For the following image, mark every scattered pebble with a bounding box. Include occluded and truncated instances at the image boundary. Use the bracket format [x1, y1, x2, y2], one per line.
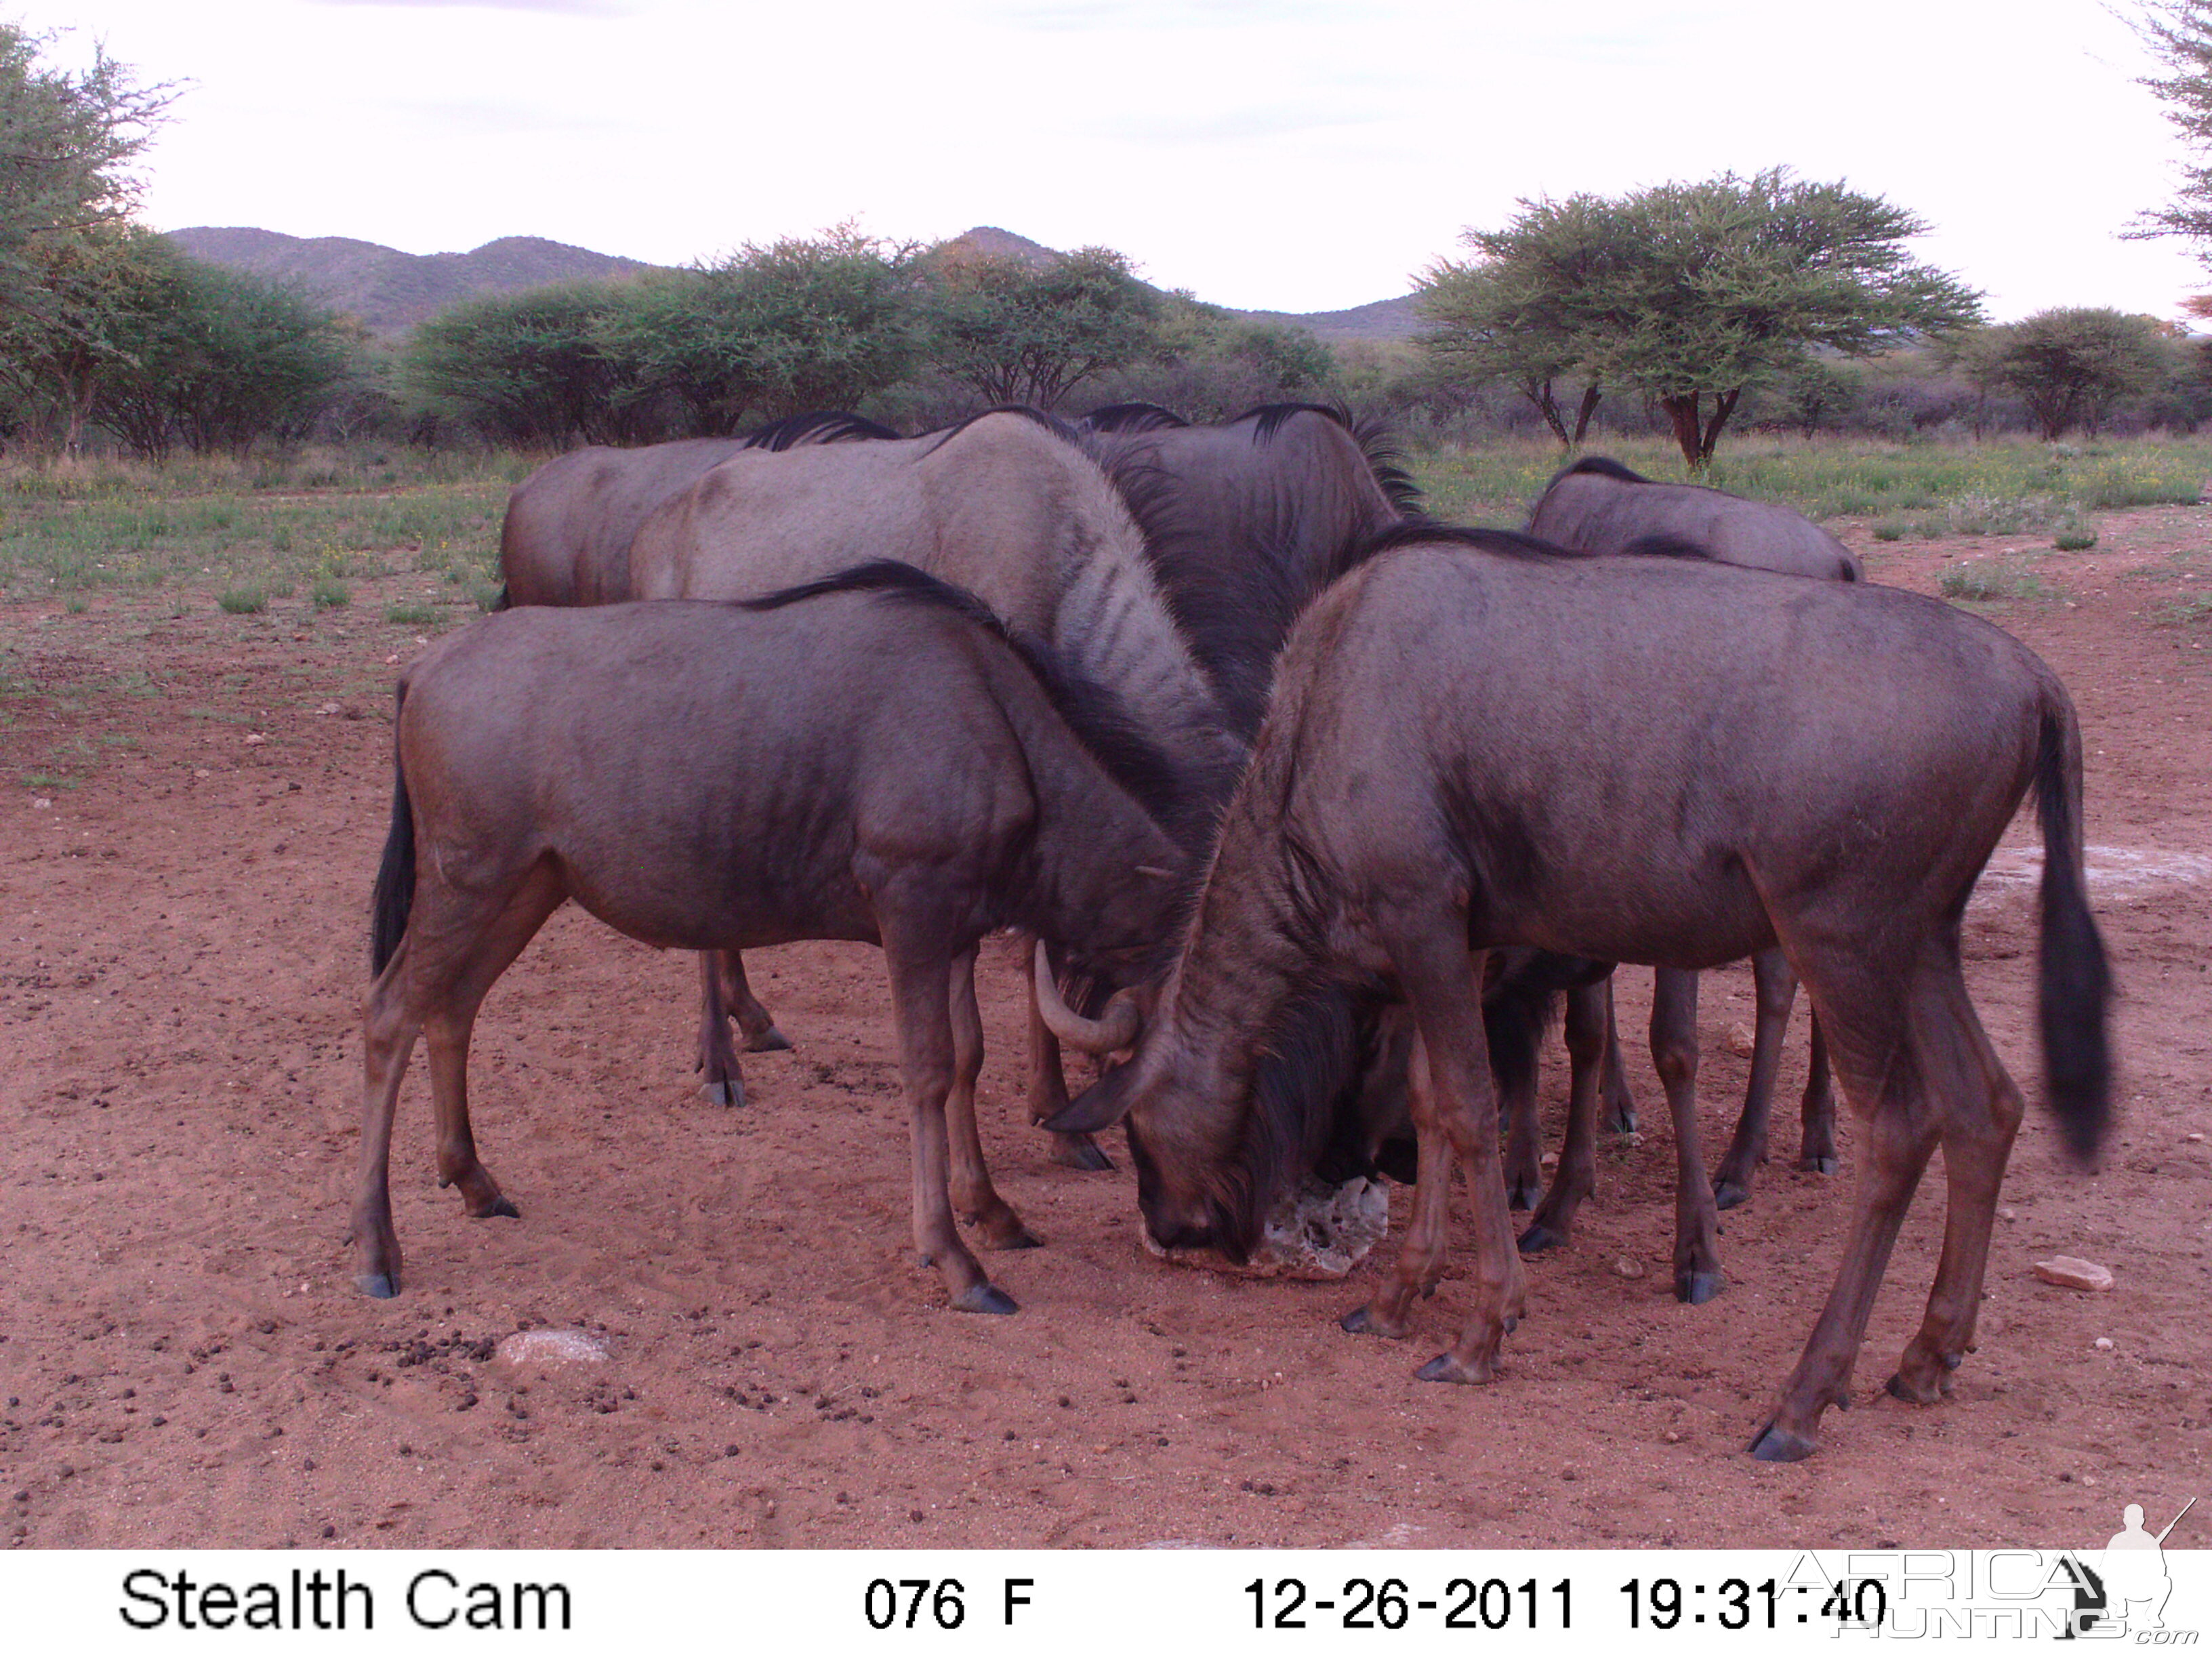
[493, 1329, 609, 1368]
[1662, 1430, 1681, 1443]
[1612, 1256, 1647, 1279]
[243, 733, 266, 746]
[2189, 1133, 2205, 1144]
[1724, 1022, 1757, 1057]
[315, 703, 340, 716]
[2034, 1256, 2114, 1292]
[30, 798, 51, 810]
[2093, 1337, 2115, 1351]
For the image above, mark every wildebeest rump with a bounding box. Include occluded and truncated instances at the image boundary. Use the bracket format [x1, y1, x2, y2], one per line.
[1527, 454, 1862, 581]
[627, 407, 1244, 1149]
[497, 412, 901, 609]
[1046, 525, 2110, 1461]
[352, 565, 1188, 1315]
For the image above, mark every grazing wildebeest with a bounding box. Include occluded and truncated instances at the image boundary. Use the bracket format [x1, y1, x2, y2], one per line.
[1044, 525, 2110, 1461]
[495, 412, 901, 1057]
[352, 565, 1188, 1313]
[628, 407, 1245, 1158]
[1023, 401, 1421, 1160]
[1509, 455, 1864, 1282]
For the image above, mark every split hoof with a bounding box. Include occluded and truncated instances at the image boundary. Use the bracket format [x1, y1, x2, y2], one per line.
[475, 1195, 521, 1221]
[1048, 1132, 1114, 1172]
[952, 1283, 1019, 1315]
[1503, 1179, 1540, 1212]
[1675, 1269, 1725, 1305]
[355, 1271, 399, 1300]
[1713, 1176, 1752, 1212]
[1885, 1368, 1952, 1405]
[1517, 1221, 1566, 1255]
[1799, 1153, 1838, 1176]
[701, 1079, 745, 1109]
[1416, 1351, 1494, 1385]
[1747, 1421, 1819, 1462]
[976, 1219, 1044, 1251]
[744, 1025, 794, 1054]
[1339, 1303, 1401, 1337]
[1603, 1105, 1639, 1135]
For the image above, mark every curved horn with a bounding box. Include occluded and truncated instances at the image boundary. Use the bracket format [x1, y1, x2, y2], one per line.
[1032, 940, 1143, 1054]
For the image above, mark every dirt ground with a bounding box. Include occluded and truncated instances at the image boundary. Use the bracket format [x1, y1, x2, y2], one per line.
[2, 510, 2206, 1552]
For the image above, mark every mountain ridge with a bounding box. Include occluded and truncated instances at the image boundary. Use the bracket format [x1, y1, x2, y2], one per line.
[164, 224, 1420, 343]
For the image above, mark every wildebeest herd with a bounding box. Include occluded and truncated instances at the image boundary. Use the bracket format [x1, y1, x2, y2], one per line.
[350, 405, 2110, 1464]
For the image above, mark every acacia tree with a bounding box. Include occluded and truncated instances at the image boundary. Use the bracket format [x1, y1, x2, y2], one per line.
[0, 26, 172, 326]
[1423, 169, 1982, 468]
[922, 245, 1158, 409]
[2131, 1, 2212, 255]
[598, 225, 921, 431]
[406, 283, 658, 446]
[1949, 308, 2171, 439]
[1416, 193, 1619, 447]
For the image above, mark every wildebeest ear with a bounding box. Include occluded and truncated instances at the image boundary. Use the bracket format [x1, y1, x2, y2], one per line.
[1045, 1064, 1136, 1135]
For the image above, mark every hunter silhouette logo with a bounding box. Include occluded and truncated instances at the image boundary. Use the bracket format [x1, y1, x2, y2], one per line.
[2100, 1498, 2196, 1635]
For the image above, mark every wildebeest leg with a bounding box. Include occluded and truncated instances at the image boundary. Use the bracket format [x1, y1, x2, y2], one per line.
[1351, 928, 1524, 1385]
[1750, 958, 1930, 1462]
[1520, 979, 1605, 1253]
[695, 954, 745, 1109]
[944, 949, 1040, 1251]
[1494, 993, 1546, 1212]
[698, 952, 792, 1107]
[1600, 975, 1637, 1132]
[1025, 950, 1113, 1172]
[350, 861, 562, 1299]
[1799, 1012, 1839, 1174]
[1652, 968, 1724, 1304]
[1342, 1033, 1450, 1338]
[423, 868, 565, 1223]
[879, 913, 1015, 1315]
[1713, 948, 1797, 1210]
[1887, 954, 2023, 1406]
[722, 952, 792, 1052]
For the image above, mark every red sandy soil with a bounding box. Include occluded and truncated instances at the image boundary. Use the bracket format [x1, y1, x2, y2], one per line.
[2, 512, 2206, 1551]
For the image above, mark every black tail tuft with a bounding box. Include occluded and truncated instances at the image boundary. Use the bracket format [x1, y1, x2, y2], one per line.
[2034, 708, 2111, 1161]
[490, 582, 512, 612]
[369, 693, 417, 977]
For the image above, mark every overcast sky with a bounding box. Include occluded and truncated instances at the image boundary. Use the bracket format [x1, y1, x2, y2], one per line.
[35, 0, 2212, 321]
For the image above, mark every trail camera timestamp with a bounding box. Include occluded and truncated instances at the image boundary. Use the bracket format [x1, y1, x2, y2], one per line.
[1246, 1576, 1572, 1631]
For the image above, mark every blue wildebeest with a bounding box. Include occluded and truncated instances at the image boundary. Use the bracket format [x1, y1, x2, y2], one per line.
[352, 565, 1188, 1314]
[1043, 524, 2110, 1461]
[626, 407, 1244, 1166]
[495, 411, 901, 1052]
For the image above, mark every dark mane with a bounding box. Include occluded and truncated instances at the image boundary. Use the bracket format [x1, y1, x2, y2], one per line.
[1079, 402, 1189, 434]
[924, 404, 1083, 455]
[1357, 522, 1595, 564]
[1234, 401, 1423, 520]
[1547, 453, 1652, 488]
[740, 411, 901, 451]
[739, 561, 1187, 838]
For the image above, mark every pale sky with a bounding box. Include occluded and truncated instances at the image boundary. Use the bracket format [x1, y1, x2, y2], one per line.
[33, 0, 2212, 322]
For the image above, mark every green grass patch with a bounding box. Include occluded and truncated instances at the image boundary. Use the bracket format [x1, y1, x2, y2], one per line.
[1937, 563, 2060, 603]
[217, 587, 266, 615]
[2055, 529, 2097, 552]
[384, 603, 438, 626]
[310, 577, 350, 609]
[1409, 434, 2211, 531]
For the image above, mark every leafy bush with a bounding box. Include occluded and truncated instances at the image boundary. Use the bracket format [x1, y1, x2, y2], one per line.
[217, 586, 264, 613]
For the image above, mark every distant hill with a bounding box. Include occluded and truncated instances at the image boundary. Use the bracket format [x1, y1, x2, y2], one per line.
[1233, 294, 1424, 345]
[166, 224, 1416, 344]
[164, 228, 659, 333]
